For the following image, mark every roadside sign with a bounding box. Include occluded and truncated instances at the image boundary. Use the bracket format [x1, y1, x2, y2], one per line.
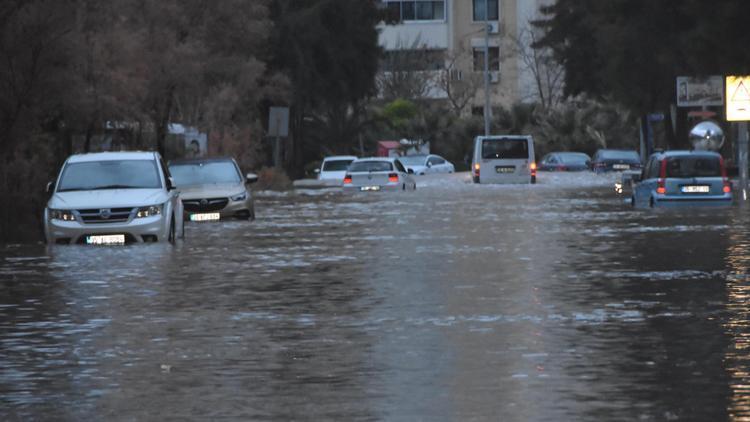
[676, 76, 724, 107]
[727, 76, 750, 121]
[268, 107, 289, 137]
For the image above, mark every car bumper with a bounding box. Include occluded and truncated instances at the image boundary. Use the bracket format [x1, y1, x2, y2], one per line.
[654, 195, 733, 207]
[45, 215, 169, 244]
[183, 199, 254, 221]
[342, 184, 402, 192]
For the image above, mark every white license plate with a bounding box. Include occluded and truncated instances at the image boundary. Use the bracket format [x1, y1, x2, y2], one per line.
[496, 166, 515, 173]
[360, 186, 381, 192]
[86, 234, 125, 245]
[613, 164, 630, 170]
[681, 185, 710, 193]
[190, 213, 221, 221]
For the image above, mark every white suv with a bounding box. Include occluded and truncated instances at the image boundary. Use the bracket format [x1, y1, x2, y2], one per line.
[44, 151, 184, 245]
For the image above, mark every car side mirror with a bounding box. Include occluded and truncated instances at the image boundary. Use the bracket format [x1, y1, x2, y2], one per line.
[314, 168, 320, 174]
[426, 162, 432, 168]
[246, 173, 259, 184]
[408, 168, 414, 174]
[46, 181, 55, 193]
[167, 176, 176, 191]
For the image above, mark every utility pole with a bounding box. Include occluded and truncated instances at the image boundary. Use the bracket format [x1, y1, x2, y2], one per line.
[483, 1, 491, 137]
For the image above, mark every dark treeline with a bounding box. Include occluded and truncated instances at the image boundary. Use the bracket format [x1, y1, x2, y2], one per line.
[535, 0, 750, 147]
[0, 0, 381, 241]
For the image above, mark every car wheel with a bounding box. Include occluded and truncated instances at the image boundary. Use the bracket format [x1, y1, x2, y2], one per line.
[473, 176, 480, 184]
[168, 216, 176, 244]
[249, 206, 256, 221]
[531, 175, 536, 184]
[402, 183, 406, 191]
[649, 197, 655, 208]
[631, 196, 636, 207]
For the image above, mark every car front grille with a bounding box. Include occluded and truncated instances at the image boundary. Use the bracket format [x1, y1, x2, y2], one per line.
[77, 207, 135, 224]
[182, 198, 228, 212]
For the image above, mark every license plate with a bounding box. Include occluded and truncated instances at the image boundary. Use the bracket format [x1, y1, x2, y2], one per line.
[190, 213, 221, 221]
[613, 164, 630, 170]
[360, 186, 381, 191]
[496, 166, 515, 174]
[86, 234, 125, 245]
[681, 185, 710, 193]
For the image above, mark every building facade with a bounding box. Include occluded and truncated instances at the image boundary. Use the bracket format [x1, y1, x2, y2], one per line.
[378, 0, 556, 115]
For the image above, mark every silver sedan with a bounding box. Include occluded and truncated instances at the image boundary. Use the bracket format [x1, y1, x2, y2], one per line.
[342, 157, 416, 192]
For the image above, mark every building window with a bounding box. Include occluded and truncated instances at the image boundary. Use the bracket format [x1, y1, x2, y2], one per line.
[385, 1, 446, 22]
[473, 0, 499, 21]
[473, 47, 500, 71]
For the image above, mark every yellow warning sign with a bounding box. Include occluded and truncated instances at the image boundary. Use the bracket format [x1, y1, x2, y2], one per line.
[727, 76, 750, 121]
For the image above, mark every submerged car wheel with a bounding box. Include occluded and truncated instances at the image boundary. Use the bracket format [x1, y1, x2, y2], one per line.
[473, 176, 480, 184]
[168, 216, 176, 244]
[649, 197, 655, 208]
[531, 175, 536, 184]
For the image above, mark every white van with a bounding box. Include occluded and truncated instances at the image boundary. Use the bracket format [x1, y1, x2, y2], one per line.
[471, 135, 536, 184]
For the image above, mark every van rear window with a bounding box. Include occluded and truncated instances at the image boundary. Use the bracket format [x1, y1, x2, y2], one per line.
[665, 156, 721, 178]
[482, 139, 529, 159]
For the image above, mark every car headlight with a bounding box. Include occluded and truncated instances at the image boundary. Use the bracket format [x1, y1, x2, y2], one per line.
[136, 205, 162, 218]
[49, 209, 75, 221]
[231, 192, 247, 202]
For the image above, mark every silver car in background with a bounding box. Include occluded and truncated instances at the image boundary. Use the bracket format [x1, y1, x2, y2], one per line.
[342, 157, 416, 192]
[399, 154, 455, 175]
[44, 151, 184, 245]
[169, 157, 258, 221]
[316, 155, 357, 185]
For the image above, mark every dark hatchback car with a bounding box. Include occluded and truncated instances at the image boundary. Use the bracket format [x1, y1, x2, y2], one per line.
[590, 149, 642, 173]
[538, 152, 591, 171]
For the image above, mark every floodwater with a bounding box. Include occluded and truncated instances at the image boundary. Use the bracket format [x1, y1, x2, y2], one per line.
[3, 172, 750, 421]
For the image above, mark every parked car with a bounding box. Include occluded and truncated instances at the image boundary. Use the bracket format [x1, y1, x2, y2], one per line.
[631, 150, 732, 208]
[471, 135, 536, 184]
[342, 157, 416, 192]
[398, 154, 455, 175]
[538, 152, 591, 171]
[44, 151, 184, 245]
[615, 169, 642, 194]
[590, 149, 641, 173]
[316, 155, 357, 184]
[169, 157, 258, 221]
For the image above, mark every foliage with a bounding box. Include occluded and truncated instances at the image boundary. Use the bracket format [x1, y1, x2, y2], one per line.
[382, 99, 419, 129]
[254, 167, 292, 191]
[535, 0, 750, 116]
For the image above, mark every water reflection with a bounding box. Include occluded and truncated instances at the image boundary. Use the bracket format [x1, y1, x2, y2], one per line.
[1, 173, 750, 420]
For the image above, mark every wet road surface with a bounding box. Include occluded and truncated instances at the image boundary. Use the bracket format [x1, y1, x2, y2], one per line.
[2, 172, 750, 420]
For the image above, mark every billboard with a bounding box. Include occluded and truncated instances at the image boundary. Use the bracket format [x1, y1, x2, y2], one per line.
[676, 76, 724, 107]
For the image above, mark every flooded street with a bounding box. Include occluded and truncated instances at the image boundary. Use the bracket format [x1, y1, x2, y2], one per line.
[3, 172, 750, 420]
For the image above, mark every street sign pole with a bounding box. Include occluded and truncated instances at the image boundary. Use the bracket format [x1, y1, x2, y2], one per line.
[274, 117, 281, 168]
[740, 122, 748, 202]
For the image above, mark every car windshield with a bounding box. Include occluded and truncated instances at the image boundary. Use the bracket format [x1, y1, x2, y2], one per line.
[322, 159, 353, 171]
[169, 161, 241, 186]
[399, 155, 427, 165]
[482, 139, 528, 159]
[348, 161, 393, 172]
[559, 153, 590, 164]
[665, 156, 721, 178]
[600, 150, 640, 161]
[57, 160, 161, 192]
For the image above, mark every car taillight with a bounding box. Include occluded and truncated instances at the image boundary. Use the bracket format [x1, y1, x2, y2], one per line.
[656, 159, 666, 194]
[721, 157, 731, 193]
[343, 175, 352, 184]
[530, 162, 537, 176]
[388, 173, 399, 183]
[474, 163, 480, 176]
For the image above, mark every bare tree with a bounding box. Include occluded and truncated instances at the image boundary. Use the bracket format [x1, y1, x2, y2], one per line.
[509, 26, 564, 109]
[377, 38, 438, 101]
[438, 48, 484, 116]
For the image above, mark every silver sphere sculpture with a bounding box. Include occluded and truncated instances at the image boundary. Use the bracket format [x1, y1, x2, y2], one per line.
[689, 121, 725, 151]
